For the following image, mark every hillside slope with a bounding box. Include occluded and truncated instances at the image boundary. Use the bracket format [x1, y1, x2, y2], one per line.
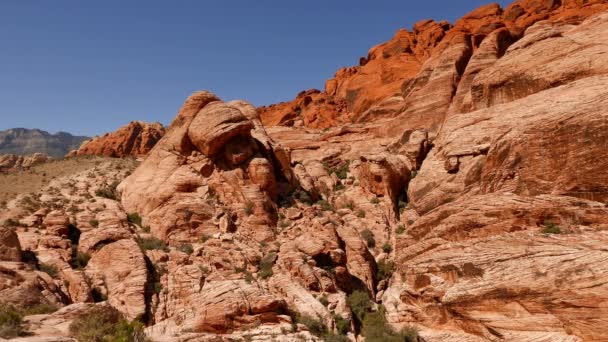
[0, 128, 88, 158]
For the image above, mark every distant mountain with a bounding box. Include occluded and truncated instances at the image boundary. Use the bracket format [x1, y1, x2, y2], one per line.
[0, 128, 89, 158]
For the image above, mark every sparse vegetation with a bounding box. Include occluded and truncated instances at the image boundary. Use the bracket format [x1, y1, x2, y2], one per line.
[69, 249, 91, 270]
[0, 303, 23, 339]
[371, 196, 380, 204]
[395, 225, 405, 235]
[178, 243, 194, 255]
[377, 260, 395, 281]
[89, 219, 99, 228]
[138, 237, 169, 252]
[318, 294, 329, 307]
[333, 183, 345, 191]
[357, 210, 366, 218]
[200, 234, 212, 243]
[258, 252, 276, 279]
[38, 263, 59, 278]
[316, 199, 333, 212]
[382, 243, 392, 254]
[361, 229, 375, 248]
[95, 180, 120, 200]
[127, 213, 142, 226]
[69, 305, 150, 342]
[542, 221, 561, 234]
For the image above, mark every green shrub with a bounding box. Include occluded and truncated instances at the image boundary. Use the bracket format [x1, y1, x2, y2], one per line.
[316, 200, 333, 212]
[542, 221, 561, 234]
[89, 219, 99, 228]
[377, 260, 395, 281]
[38, 263, 59, 278]
[95, 181, 119, 200]
[382, 243, 392, 254]
[20, 303, 58, 316]
[138, 237, 169, 252]
[0, 303, 23, 338]
[127, 213, 142, 226]
[395, 225, 405, 235]
[244, 271, 253, 284]
[318, 295, 329, 307]
[296, 314, 327, 337]
[364, 316, 418, 342]
[200, 234, 212, 243]
[361, 229, 375, 248]
[398, 200, 408, 213]
[3, 218, 21, 227]
[357, 210, 366, 218]
[69, 306, 150, 342]
[333, 313, 350, 335]
[333, 183, 345, 191]
[178, 243, 194, 255]
[346, 290, 371, 322]
[371, 197, 380, 204]
[258, 253, 276, 279]
[70, 250, 91, 270]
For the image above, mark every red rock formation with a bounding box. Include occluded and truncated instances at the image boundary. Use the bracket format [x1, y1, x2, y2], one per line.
[260, 0, 608, 130]
[70, 121, 165, 158]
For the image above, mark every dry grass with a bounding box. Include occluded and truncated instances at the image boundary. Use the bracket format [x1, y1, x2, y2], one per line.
[0, 156, 136, 204]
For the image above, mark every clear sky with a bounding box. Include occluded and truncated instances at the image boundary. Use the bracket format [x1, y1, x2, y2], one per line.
[0, 0, 511, 136]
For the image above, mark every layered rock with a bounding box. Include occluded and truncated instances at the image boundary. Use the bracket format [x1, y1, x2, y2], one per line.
[0, 153, 52, 172]
[259, 0, 608, 131]
[70, 121, 165, 158]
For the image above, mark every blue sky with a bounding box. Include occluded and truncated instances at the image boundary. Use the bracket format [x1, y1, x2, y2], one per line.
[0, 0, 511, 136]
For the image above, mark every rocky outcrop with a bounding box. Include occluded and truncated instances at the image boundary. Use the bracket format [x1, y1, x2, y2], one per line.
[70, 121, 165, 158]
[260, 0, 608, 131]
[0, 153, 52, 172]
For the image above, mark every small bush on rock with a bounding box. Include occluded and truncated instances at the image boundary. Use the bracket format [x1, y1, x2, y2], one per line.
[69, 306, 150, 342]
[361, 229, 375, 248]
[138, 237, 169, 252]
[127, 213, 142, 226]
[0, 303, 23, 339]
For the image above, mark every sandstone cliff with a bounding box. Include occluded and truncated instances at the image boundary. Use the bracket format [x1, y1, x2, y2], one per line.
[69, 121, 166, 158]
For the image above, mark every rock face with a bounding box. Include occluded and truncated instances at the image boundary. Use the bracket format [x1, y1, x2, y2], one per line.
[70, 121, 165, 158]
[0, 128, 88, 158]
[0, 153, 51, 172]
[259, 0, 608, 132]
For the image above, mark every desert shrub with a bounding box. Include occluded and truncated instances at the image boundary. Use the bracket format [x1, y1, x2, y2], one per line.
[316, 200, 333, 212]
[382, 243, 392, 254]
[333, 313, 350, 335]
[0, 303, 23, 338]
[395, 225, 405, 235]
[127, 213, 142, 226]
[295, 314, 327, 337]
[20, 303, 58, 316]
[138, 237, 169, 252]
[361, 229, 375, 248]
[291, 189, 312, 205]
[362, 310, 418, 342]
[258, 253, 276, 279]
[244, 201, 254, 216]
[178, 243, 194, 255]
[95, 181, 119, 200]
[244, 271, 253, 284]
[199, 234, 212, 243]
[318, 295, 329, 307]
[357, 210, 366, 218]
[38, 263, 58, 278]
[70, 250, 91, 270]
[346, 290, 371, 322]
[542, 221, 561, 234]
[371, 197, 380, 204]
[89, 219, 99, 228]
[69, 305, 149, 342]
[3, 218, 22, 227]
[377, 260, 395, 281]
[333, 183, 345, 191]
